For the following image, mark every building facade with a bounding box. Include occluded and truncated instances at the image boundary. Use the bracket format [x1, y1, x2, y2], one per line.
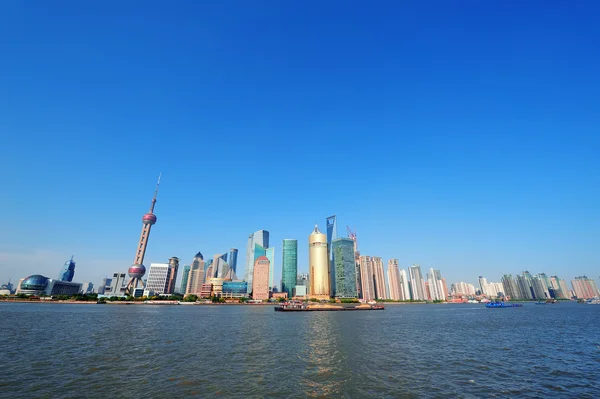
[281, 239, 298, 299]
[244, 230, 269, 294]
[359, 256, 375, 301]
[309, 225, 330, 299]
[331, 238, 358, 298]
[408, 265, 426, 301]
[186, 252, 205, 295]
[372, 257, 387, 300]
[252, 256, 270, 300]
[58, 256, 76, 282]
[387, 259, 401, 300]
[229, 248, 238, 274]
[179, 265, 191, 294]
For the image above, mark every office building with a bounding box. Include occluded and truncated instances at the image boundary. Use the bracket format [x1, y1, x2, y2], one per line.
[144, 260, 179, 296]
[229, 248, 238, 274]
[254, 244, 275, 291]
[281, 239, 298, 299]
[252, 256, 270, 300]
[244, 230, 269, 294]
[80, 282, 94, 294]
[309, 225, 330, 299]
[165, 257, 179, 294]
[293, 285, 307, 297]
[221, 281, 248, 298]
[331, 238, 358, 298]
[58, 256, 76, 282]
[326, 215, 337, 294]
[185, 252, 205, 295]
[103, 273, 127, 297]
[179, 265, 191, 294]
[213, 253, 230, 279]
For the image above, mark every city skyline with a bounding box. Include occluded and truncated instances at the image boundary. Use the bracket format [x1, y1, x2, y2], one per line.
[1, 2, 600, 288]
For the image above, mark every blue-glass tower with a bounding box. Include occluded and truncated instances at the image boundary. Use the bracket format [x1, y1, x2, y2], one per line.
[331, 238, 358, 298]
[58, 256, 76, 282]
[229, 248, 238, 274]
[281, 239, 298, 298]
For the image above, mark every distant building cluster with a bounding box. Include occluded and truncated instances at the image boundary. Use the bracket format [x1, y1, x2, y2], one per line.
[5, 178, 599, 303]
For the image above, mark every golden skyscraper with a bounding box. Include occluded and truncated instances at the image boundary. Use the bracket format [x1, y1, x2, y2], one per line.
[309, 225, 330, 299]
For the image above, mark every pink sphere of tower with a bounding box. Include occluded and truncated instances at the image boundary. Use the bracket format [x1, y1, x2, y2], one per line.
[128, 264, 146, 279]
[142, 213, 157, 225]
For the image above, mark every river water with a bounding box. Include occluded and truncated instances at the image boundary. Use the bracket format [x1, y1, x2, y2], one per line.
[1, 301, 599, 398]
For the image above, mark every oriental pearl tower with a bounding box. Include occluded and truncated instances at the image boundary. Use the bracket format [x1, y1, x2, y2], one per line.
[125, 174, 161, 295]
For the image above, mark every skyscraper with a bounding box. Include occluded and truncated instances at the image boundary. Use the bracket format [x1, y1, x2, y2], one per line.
[186, 252, 205, 295]
[58, 256, 76, 282]
[408, 265, 426, 301]
[245, 230, 269, 294]
[179, 265, 191, 294]
[571, 276, 600, 299]
[387, 259, 401, 300]
[165, 257, 179, 294]
[399, 268, 410, 300]
[126, 174, 161, 294]
[252, 256, 270, 300]
[213, 253, 229, 279]
[144, 263, 169, 296]
[331, 238, 358, 298]
[229, 249, 238, 274]
[427, 268, 446, 301]
[359, 256, 375, 301]
[281, 239, 298, 299]
[372, 257, 387, 300]
[326, 215, 337, 294]
[309, 225, 330, 299]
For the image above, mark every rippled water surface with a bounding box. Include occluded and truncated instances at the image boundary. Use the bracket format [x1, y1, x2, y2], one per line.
[1, 302, 599, 398]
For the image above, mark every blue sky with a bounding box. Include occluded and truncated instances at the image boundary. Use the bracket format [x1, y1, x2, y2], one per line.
[1, 1, 599, 289]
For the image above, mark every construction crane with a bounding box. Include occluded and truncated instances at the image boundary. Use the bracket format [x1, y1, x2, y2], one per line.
[346, 226, 356, 241]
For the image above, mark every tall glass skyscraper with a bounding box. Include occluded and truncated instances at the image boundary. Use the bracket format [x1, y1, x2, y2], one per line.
[245, 230, 269, 294]
[229, 248, 238, 274]
[331, 238, 357, 298]
[326, 216, 337, 294]
[58, 256, 76, 282]
[281, 239, 298, 298]
[179, 264, 191, 294]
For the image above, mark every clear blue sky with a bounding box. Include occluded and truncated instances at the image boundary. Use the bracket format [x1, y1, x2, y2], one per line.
[1, 1, 599, 288]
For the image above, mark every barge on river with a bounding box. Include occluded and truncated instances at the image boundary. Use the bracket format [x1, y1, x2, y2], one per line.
[275, 301, 384, 312]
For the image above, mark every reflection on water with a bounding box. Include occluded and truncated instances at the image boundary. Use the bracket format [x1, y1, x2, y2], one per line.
[0, 302, 599, 398]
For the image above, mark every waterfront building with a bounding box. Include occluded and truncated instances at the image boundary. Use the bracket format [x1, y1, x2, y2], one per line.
[125, 175, 161, 294]
[387, 259, 401, 300]
[531, 276, 550, 299]
[80, 282, 94, 294]
[165, 257, 179, 294]
[398, 269, 410, 300]
[408, 265, 426, 301]
[204, 260, 213, 283]
[186, 252, 205, 295]
[244, 230, 269, 294]
[221, 281, 248, 298]
[331, 238, 358, 298]
[326, 215, 337, 294]
[1, 279, 15, 295]
[479, 276, 504, 298]
[97, 277, 112, 295]
[347, 227, 362, 299]
[229, 248, 238, 275]
[372, 257, 387, 300]
[293, 285, 307, 297]
[213, 253, 230, 279]
[501, 275, 518, 299]
[309, 225, 330, 299]
[58, 256, 76, 282]
[200, 283, 213, 298]
[179, 265, 191, 294]
[450, 282, 476, 297]
[516, 272, 535, 300]
[297, 273, 309, 288]
[16, 275, 82, 296]
[549, 276, 569, 299]
[571, 276, 600, 299]
[281, 239, 298, 299]
[254, 244, 275, 291]
[359, 256, 375, 301]
[104, 273, 127, 296]
[252, 256, 270, 300]
[426, 268, 446, 301]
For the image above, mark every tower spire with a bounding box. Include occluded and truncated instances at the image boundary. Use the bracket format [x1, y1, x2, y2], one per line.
[149, 172, 161, 212]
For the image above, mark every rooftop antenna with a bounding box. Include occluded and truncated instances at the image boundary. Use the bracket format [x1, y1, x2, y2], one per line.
[149, 172, 161, 212]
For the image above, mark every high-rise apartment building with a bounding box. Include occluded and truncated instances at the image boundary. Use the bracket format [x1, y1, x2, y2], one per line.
[501, 274, 520, 299]
[516, 272, 535, 300]
[179, 265, 191, 294]
[571, 276, 600, 299]
[427, 268, 446, 301]
[408, 265, 426, 301]
[450, 282, 476, 296]
[281, 239, 298, 299]
[309, 225, 329, 299]
[252, 256, 270, 300]
[399, 269, 410, 300]
[372, 257, 387, 300]
[58, 256, 76, 282]
[331, 238, 358, 298]
[387, 259, 401, 300]
[245, 230, 269, 294]
[359, 256, 375, 301]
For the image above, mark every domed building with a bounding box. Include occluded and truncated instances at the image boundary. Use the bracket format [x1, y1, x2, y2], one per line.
[16, 274, 82, 296]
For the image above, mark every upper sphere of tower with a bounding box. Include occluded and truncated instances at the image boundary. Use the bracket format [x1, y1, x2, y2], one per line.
[142, 213, 157, 225]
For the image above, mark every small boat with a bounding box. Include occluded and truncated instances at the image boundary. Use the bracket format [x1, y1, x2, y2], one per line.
[485, 301, 523, 308]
